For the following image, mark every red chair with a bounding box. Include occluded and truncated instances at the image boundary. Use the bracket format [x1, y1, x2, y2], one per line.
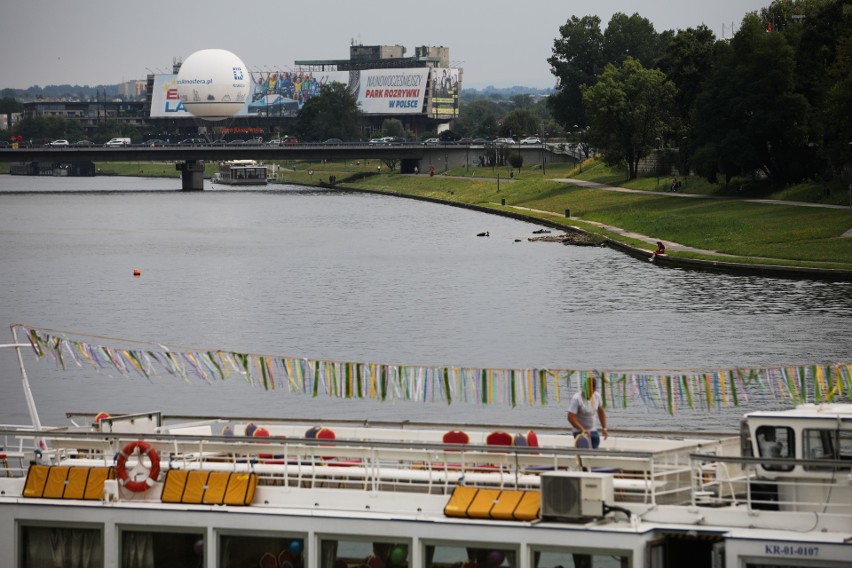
[486, 431, 513, 446]
[526, 430, 539, 448]
[442, 430, 470, 445]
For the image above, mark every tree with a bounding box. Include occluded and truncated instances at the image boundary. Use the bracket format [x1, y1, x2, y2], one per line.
[547, 15, 605, 130]
[602, 12, 666, 69]
[380, 119, 405, 139]
[500, 108, 540, 139]
[582, 58, 675, 180]
[457, 98, 503, 138]
[691, 14, 810, 185]
[656, 26, 717, 130]
[292, 82, 362, 141]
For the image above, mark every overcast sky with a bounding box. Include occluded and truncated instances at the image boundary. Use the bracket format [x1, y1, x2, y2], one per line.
[2, 0, 769, 90]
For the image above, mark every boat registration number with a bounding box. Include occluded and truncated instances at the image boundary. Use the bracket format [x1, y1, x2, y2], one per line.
[764, 544, 820, 557]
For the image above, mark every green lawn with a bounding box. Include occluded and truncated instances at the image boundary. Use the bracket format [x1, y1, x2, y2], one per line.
[4, 157, 851, 269]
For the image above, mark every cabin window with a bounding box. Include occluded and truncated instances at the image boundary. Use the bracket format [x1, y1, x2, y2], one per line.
[424, 544, 517, 568]
[803, 428, 852, 471]
[320, 538, 410, 568]
[120, 528, 203, 568]
[219, 535, 305, 568]
[19, 524, 103, 568]
[530, 546, 629, 568]
[755, 425, 794, 472]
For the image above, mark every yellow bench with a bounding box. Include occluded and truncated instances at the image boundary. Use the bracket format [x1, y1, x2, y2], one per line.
[444, 486, 540, 521]
[161, 469, 257, 505]
[23, 465, 115, 500]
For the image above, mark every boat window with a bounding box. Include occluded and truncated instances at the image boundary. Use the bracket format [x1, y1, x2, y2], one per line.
[219, 535, 305, 568]
[529, 546, 629, 568]
[425, 544, 517, 568]
[120, 529, 203, 568]
[320, 538, 410, 568]
[755, 425, 794, 472]
[803, 428, 852, 472]
[19, 524, 103, 568]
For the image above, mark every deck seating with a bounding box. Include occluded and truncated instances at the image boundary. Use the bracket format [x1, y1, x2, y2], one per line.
[485, 431, 513, 447]
[161, 469, 257, 505]
[443, 486, 540, 521]
[22, 465, 115, 500]
[442, 430, 470, 445]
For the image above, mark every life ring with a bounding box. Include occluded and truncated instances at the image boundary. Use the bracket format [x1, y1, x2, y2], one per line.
[115, 441, 160, 492]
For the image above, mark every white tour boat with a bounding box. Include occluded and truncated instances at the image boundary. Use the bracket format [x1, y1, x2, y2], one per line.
[211, 160, 269, 186]
[1, 328, 850, 568]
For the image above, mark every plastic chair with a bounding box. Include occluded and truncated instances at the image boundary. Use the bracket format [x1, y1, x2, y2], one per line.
[513, 433, 528, 447]
[574, 432, 592, 470]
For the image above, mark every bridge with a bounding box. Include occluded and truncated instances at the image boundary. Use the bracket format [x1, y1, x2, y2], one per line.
[0, 143, 573, 190]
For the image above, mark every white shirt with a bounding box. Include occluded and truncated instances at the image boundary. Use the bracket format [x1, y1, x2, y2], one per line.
[568, 391, 602, 432]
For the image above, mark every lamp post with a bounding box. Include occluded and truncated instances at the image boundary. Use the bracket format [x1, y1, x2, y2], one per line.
[542, 131, 548, 175]
[681, 136, 688, 188]
[655, 136, 662, 188]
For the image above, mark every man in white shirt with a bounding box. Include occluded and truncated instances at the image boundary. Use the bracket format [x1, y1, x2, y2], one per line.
[567, 378, 608, 448]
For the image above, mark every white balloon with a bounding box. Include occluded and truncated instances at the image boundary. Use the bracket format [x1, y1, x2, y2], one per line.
[176, 49, 249, 120]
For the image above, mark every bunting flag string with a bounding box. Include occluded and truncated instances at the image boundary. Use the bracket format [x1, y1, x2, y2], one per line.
[14, 325, 852, 415]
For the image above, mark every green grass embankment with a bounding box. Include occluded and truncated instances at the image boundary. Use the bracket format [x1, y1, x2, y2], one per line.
[8, 158, 850, 270]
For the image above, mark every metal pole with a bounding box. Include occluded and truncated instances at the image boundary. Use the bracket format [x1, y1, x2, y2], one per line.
[9, 325, 44, 434]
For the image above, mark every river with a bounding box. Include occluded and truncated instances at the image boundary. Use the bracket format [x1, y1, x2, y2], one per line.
[1, 175, 850, 431]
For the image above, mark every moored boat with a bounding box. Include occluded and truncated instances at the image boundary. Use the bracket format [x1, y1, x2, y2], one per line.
[212, 160, 268, 186]
[1, 329, 850, 568]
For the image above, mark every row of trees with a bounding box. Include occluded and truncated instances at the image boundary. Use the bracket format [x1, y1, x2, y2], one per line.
[547, 0, 852, 185]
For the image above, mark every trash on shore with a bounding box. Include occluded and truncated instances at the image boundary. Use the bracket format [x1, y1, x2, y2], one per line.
[528, 233, 605, 246]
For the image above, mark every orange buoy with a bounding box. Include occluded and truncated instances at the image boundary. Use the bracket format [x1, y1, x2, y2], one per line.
[133, 269, 141, 276]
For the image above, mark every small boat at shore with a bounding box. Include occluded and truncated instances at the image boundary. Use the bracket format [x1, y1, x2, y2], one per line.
[1, 328, 850, 568]
[212, 160, 268, 186]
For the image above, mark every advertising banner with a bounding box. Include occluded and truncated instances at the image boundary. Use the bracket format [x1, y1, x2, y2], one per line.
[429, 68, 460, 118]
[355, 68, 430, 114]
[149, 67, 457, 118]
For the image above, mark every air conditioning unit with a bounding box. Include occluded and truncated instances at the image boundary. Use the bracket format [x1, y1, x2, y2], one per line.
[540, 471, 614, 520]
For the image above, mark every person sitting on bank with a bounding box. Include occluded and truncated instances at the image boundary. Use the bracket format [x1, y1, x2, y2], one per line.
[650, 241, 666, 261]
[567, 377, 608, 448]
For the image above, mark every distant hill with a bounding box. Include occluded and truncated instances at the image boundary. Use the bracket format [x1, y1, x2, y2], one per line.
[465, 85, 554, 96]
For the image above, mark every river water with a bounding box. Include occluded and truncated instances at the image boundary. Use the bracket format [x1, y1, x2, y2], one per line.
[1, 175, 850, 431]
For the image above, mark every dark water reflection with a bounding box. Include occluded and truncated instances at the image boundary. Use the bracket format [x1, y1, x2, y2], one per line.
[0, 176, 849, 430]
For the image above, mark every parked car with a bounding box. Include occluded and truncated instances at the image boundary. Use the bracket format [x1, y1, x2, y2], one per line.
[227, 139, 246, 145]
[521, 137, 542, 145]
[246, 137, 264, 145]
[281, 136, 299, 145]
[422, 138, 439, 145]
[178, 137, 207, 145]
[104, 137, 131, 147]
[493, 137, 515, 145]
[140, 139, 168, 147]
[49, 139, 70, 146]
[322, 138, 344, 145]
[457, 137, 473, 145]
[72, 140, 95, 146]
[472, 138, 489, 145]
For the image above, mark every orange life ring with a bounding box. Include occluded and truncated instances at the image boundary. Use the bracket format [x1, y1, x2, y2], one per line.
[116, 440, 160, 492]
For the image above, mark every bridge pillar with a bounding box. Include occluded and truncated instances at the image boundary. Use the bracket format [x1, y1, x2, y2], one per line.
[176, 160, 205, 191]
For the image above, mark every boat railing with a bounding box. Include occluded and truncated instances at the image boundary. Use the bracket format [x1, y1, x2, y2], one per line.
[0, 426, 716, 506]
[689, 452, 852, 514]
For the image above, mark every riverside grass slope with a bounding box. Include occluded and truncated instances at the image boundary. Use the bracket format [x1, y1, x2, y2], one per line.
[8, 158, 851, 274]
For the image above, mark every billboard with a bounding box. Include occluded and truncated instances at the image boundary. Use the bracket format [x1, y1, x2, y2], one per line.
[429, 68, 460, 118]
[150, 68, 459, 118]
